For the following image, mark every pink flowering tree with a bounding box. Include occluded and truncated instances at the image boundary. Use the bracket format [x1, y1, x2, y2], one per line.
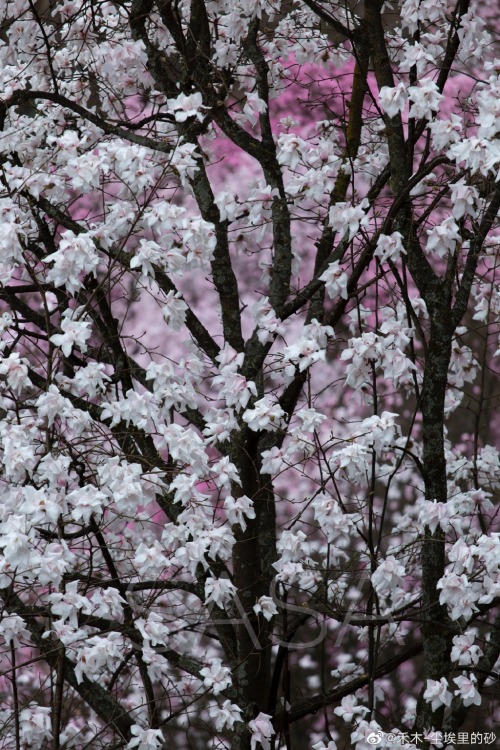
[0, 1, 499, 749]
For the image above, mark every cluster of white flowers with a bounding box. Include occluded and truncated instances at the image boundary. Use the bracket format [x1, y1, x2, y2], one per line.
[127, 725, 165, 750]
[45, 232, 100, 294]
[0, 0, 498, 746]
[283, 320, 334, 373]
[341, 330, 417, 392]
[424, 674, 481, 711]
[249, 712, 275, 750]
[329, 199, 369, 241]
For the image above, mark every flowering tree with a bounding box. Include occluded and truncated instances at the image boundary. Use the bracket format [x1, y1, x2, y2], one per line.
[0, 0, 499, 748]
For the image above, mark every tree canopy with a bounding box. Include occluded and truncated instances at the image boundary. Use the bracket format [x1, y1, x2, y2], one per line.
[0, 0, 499, 748]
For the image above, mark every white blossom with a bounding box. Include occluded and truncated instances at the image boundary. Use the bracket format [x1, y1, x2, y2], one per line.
[379, 82, 408, 117]
[334, 694, 369, 722]
[319, 260, 349, 299]
[260, 446, 288, 474]
[249, 712, 275, 750]
[19, 704, 52, 748]
[223, 494, 255, 530]
[329, 199, 369, 241]
[284, 321, 334, 372]
[200, 657, 232, 695]
[203, 407, 239, 444]
[0, 353, 32, 394]
[277, 133, 307, 169]
[417, 499, 452, 534]
[89, 588, 127, 622]
[451, 632, 483, 666]
[212, 368, 258, 410]
[209, 700, 243, 731]
[74, 633, 125, 683]
[162, 291, 188, 330]
[130, 239, 165, 278]
[205, 576, 237, 608]
[423, 678, 453, 711]
[0, 614, 29, 647]
[48, 582, 92, 627]
[449, 179, 479, 219]
[167, 91, 206, 122]
[45, 232, 99, 294]
[242, 397, 286, 431]
[374, 232, 406, 264]
[133, 542, 168, 577]
[426, 217, 461, 258]
[253, 595, 279, 621]
[66, 485, 106, 524]
[453, 673, 481, 706]
[357, 412, 400, 454]
[437, 572, 481, 621]
[252, 297, 285, 343]
[49, 307, 92, 357]
[136, 612, 170, 647]
[408, 78, 442, 119]
[127, 725, 165, 750]
[371, 556, 406, 596]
